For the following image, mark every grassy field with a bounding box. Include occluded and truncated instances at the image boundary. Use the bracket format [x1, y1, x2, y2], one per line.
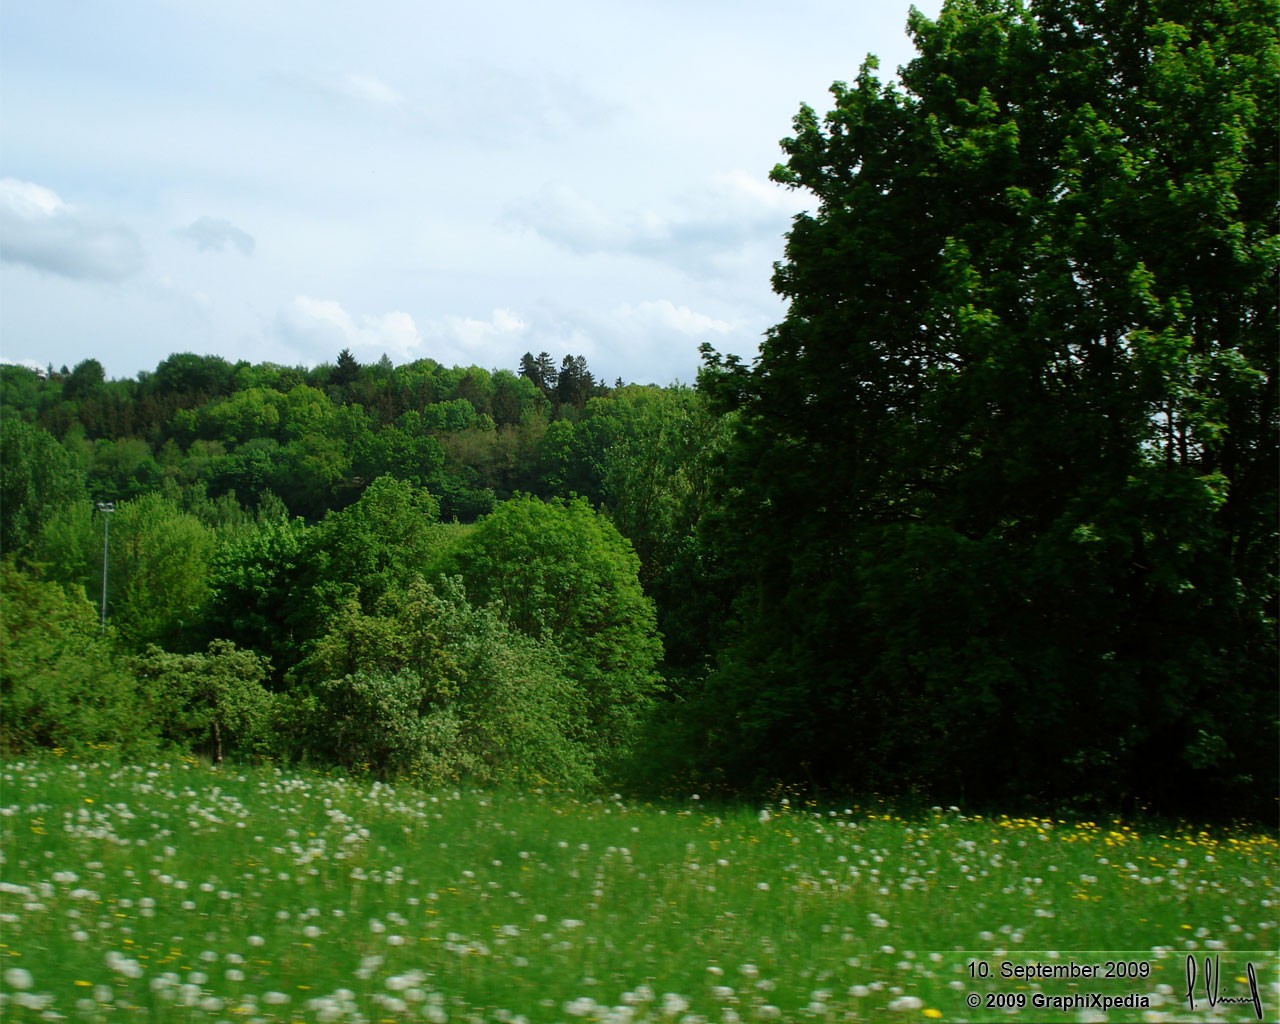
[0, 758, 1276, 1022]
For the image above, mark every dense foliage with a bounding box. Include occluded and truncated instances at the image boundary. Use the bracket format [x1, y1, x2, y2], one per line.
[695, 0, 1277, 817]
[0, 349, 687, 789]
[1, 0, 1274, 818]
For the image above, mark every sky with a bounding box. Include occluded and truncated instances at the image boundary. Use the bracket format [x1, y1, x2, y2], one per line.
[0, 0, 942, 387]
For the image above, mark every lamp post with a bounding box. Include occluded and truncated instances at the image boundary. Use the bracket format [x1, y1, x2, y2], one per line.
[96, 502, 114, 633]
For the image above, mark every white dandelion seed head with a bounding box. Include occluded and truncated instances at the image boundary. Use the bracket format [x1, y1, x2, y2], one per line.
[3, 968, 33, 990]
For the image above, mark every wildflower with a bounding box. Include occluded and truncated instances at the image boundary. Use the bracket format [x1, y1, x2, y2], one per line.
[3, 968, 33, 990]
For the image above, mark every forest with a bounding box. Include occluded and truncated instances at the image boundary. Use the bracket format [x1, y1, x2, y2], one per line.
[2, 0, 1276, 821]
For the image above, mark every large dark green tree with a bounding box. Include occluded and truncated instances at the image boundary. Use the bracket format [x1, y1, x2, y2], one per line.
[698, 0, 1277, 814]
[206, 513, 312, 676]
[518, 351, 559, 399]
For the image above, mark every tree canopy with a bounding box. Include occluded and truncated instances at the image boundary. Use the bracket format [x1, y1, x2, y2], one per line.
[433, 494, 662, 766]
[696, 0, 1277, 815]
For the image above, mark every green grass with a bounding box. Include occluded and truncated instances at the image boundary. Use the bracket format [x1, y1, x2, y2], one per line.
[1, 757, 1276, 1022]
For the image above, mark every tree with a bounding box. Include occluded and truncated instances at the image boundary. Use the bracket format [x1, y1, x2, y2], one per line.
[105, 493, 216, 650]
[206, 513, 312, 675]
[491, 369, 543, 426]
[62, 358, 106, 401]
[294, 577, 593, 785]
[0, 364, 48, 424]
[454, 367, 494, 417]
[0, 561, 157, 755]
[30, 499, 97, 594]
[0, 420, 86, 555]
[556, 354, 596, 409]
[197, 387, 285, 445]
[305, 475, 443, 616]
[433, 494, 662, 765]
[146, 353, 236, 405]
[273, 435, 348, 518]
[596, 386, 737, 675]
[351, 426, 446, 487]
[333, 348, 362, 389]
[133, 640, 277, 762]
[519, 351, 559, 398]
[698, 0, 1277, 814]
[85, 437, 161, 502]
[207, 438, 284, 511]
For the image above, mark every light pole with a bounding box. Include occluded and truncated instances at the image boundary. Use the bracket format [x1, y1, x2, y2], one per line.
[96, 502, 114, 633]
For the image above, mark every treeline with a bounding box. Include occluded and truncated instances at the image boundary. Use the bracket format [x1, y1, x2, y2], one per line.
[0, 349, 618, 522]
[0, 350, 727, 791]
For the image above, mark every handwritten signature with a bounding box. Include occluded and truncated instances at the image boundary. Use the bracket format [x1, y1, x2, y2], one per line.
[1185, 954, 1263, 1020]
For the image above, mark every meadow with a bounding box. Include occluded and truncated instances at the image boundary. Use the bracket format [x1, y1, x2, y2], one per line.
[0, 758, 1276, 1023]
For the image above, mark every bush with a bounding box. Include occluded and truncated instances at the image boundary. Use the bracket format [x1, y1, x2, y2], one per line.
[296, 577, 594, 787]
[433, 494, 662, 768]
[132, 640, 279, 761]
[0, 561, 158, 756]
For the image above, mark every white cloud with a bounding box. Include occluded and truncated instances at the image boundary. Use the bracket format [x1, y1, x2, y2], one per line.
[174, 215, 256, 255]
[498, 298, 739, 386]
[1, 179, 67, 218]
[505, 171, 802, 279]
[272, 292, 740, 386]
[279, 295, 424, 361]
[597, 300, 736, 383]
[277, 298, 530, 367]
[432, 308, 527, 346]
[0, 178, 144, 282]
[419, 308, 529, 366]
[712, 168, 812, 214]
[613, 300, 732, 337]
[265, 69, 408, 118]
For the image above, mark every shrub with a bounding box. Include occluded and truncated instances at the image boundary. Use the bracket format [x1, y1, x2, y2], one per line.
[0, 561, 158, 755]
